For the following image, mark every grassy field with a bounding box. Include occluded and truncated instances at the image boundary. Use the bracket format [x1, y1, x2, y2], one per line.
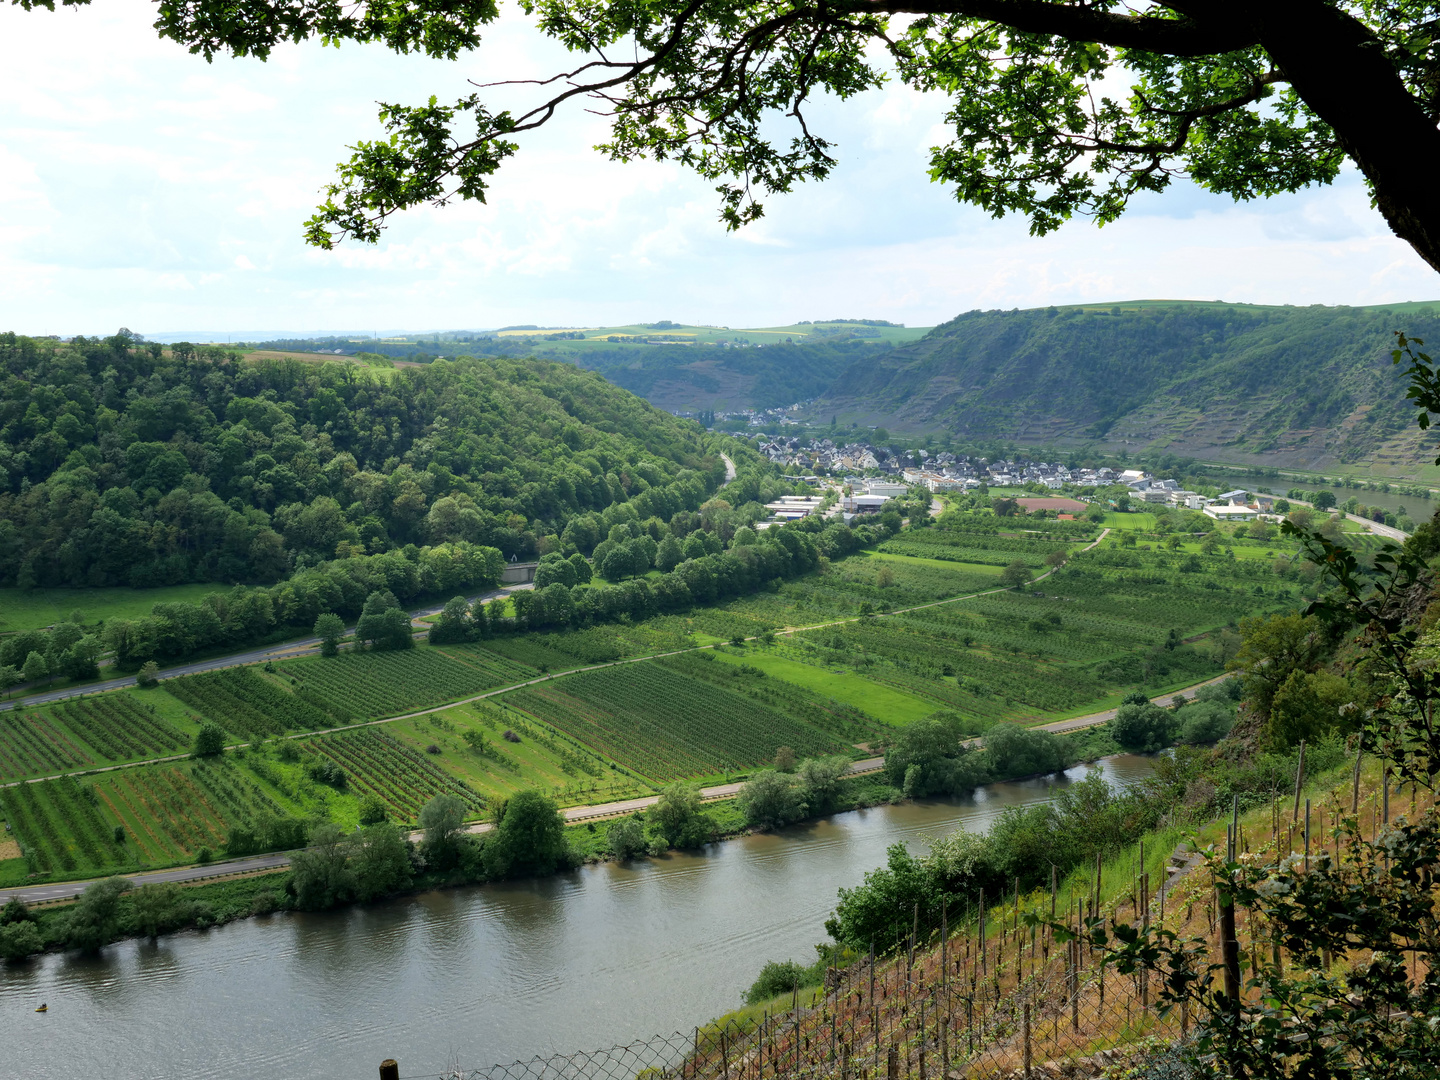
[0, 583, 219, 633]
[709, 647, 938, 725]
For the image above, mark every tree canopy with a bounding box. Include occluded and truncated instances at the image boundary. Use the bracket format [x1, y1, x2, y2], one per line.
[22, 1, 1438, 270]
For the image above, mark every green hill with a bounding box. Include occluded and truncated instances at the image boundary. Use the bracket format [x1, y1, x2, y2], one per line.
[816, 301, 1440, 474]
[0, 331, 731, 590]
[252, 322, 932, 414]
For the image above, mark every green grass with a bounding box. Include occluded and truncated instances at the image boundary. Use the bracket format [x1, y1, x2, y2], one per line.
[1099, 512, 1158, 530]
[711, 647, 937, 725]
[865, 551, 1007, 575]
[0, 583, 220, 633]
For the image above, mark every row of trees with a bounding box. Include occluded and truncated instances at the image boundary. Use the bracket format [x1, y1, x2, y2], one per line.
[431, 514, 893, 640]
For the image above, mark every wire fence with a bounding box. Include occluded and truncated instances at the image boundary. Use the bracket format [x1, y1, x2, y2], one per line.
[391, 886, 1203, 1080]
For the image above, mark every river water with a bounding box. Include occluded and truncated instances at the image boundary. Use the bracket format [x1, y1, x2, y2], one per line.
[1, 755, 1155, 1080]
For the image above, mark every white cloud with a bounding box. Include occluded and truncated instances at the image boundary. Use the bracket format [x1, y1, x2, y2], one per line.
[0, 0, 1436, 336]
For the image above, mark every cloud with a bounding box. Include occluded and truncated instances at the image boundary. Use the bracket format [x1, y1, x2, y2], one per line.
[0, 0, 1435, 335]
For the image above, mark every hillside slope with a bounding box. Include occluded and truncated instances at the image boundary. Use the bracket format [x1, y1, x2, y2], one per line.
[0, 331, 730, 589]
[817, 302, 1440, 472]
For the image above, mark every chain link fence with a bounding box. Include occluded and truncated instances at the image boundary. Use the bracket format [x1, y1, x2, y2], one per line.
[391, 894, 1205, 1080]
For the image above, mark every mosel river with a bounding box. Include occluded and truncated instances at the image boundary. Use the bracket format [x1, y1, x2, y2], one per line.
[1, 755, 1156, 1079]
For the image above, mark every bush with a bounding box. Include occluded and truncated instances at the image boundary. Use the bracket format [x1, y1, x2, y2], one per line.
[418, 793, 467, 869]
[136, 660, 160, 688]
[306, 758, 348, 788]
[744, 959, 811, 1004]
[884, 717, 986, 797]
[607, 816, 646, 859]
[1175, 700, 1236, 744]
[738, 770, 808, 830]
[483, 789, 570, 878]
[62, 877, 132, 952]
[357, 794, 388, 826]
[1110, 703, 1173, 753]
[0, 920, 43, 960]
[984, 723, 1074, 778]
[649, 782, 715, 848]
[193, 724, 227, 757]
[0, 897, 32, 925]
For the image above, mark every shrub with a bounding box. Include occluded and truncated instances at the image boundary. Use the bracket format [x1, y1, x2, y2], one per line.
[738, 770, 807, 830]
[0, 920, 43, 959]
[607, 816, 646, 859]
[744, 959, 810, 1004]
[136, 660, 161, 688]
[192, 724, 226, 757]
[306, 758, 348, 788]
[1110, 703, 1173, 753]
[357, 794, 388, 826]
[483, 789, 570, 878]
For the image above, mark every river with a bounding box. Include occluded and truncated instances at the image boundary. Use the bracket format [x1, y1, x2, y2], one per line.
[0, 754, 1156, 1080]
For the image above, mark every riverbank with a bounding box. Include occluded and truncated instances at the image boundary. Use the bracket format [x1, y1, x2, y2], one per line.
[0, 756, 1163, 1080]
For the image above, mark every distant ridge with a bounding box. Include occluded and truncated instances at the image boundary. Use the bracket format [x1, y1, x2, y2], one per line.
[815, 300, 1440, 473]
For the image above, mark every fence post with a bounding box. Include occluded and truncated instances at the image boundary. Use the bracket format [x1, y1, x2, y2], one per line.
[887, 1045, 898, 1080]
[918, 997, 927, 1080]
[379, 1062, 399, 1080]
[1070, 940, 1079, 1032]
[1292, 740, 1306, 822]
[1023, 1001, 1032, 1080]
[939, 1018, 948, 1078]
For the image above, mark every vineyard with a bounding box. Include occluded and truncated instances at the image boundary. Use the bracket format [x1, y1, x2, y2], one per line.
[309, 728, 488, 822]
[165, 667, 331, 737]
[281, 648, 529, 718]
[473, 620, 697, 669]
[0, 776, 125, 875]
[0, 710, 94, 780]
[51, 695, 188, 762]
[881, 530, 1070, 568]
[503, 661, 847, 782]
[94, 766, 233, 863]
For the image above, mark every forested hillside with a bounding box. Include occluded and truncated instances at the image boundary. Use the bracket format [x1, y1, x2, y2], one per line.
[818, 303, 1440, 472]
[496, 339, 892, 413]
[0, 330, 728, 590]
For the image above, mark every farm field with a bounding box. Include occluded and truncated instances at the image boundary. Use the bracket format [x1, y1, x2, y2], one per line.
[275, 646, 538, 719]
[469, 619, 698, 671]
[0, 583, 219, 633]
[499, 659, 852, 783]
[384, 704, 649, 807]
[707, 648, 937, 725]
[306, 728, 488, 823]
[0, 690, 196, 782]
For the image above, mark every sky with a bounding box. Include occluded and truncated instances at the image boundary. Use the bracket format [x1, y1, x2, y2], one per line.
[2, 0, 1438, 337]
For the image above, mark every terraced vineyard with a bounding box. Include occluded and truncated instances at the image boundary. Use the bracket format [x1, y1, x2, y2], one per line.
[282, 648, 532, 719]
[309, 728, 487, 821]
[166, 668, 330, 737]
[504, 661, 846, 781]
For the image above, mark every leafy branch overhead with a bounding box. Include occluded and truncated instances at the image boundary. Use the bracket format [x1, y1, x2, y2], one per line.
[20, 0, 1432, 262]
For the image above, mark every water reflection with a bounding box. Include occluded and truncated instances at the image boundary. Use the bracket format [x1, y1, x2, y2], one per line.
[1, 754, 1154, 1080]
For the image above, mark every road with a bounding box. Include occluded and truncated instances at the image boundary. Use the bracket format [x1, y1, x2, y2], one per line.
[721, 452, 737, 483]
[9, 582, 536, 708]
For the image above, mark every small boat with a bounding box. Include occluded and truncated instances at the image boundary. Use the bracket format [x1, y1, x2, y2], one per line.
[35, 1004, 46, 1013]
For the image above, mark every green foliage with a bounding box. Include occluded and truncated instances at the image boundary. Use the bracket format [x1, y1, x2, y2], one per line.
[287, 823, 357, 910]
[0, 919, 43, 959]
[737, 770, 808, 830]
[1109, 703, 1173, 753]
[883, 717, 985, 797]
[1266, 668, 1356, 749]
[649, 782, 715, 847]
[314, 612, 345, 656]
[193, 723, 227, 757]
[606, 815, 647, 859]
[982, 723, 1075, 777]
[62, 876, 132, 952]
[744, 959, 811, 1005]
[357, 793, 388, 825]
[418, 793, 466, 868]
[483, 789, 570, 879]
